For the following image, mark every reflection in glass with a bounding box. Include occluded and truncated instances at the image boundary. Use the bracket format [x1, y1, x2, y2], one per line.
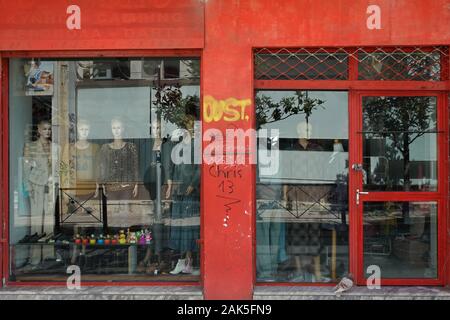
[256, 90, 349, 283]
[363, 202, 437, 279]
[362, 96, 437, 191]
[255, 51, 348, 80]
[9, 58, 201, 282]
[358, 51, 442, 81]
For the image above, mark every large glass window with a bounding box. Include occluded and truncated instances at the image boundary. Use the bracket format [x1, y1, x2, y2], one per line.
[256, 90, 349, 283]
[9, 57, 201, 282]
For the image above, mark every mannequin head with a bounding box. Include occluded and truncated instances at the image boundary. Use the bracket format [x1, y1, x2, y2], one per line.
[111, 117, 124, 140]
[37, 120, 51, 140]
[77, 119, 90, 141]
[150, 120, 161, 139]
[296, 121, 313, 140]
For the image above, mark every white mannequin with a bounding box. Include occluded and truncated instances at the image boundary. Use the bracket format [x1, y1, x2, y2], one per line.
[106, 118, 138, 198]
[67, 120, 100, 196]
[75, 120, 91, 150]
[296, 121, 313, 150]
[23, 120, 56, 265]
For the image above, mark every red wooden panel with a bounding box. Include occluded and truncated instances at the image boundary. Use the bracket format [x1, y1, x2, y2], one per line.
[0, 0, 204, 50]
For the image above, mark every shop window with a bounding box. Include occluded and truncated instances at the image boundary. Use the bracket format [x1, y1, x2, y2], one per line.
[255, 90, 349, 283]
[9, 57, 201, 282]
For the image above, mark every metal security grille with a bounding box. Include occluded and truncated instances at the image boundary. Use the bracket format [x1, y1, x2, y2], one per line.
[254, 47, 449, 81]
[255, 48, 349, 80]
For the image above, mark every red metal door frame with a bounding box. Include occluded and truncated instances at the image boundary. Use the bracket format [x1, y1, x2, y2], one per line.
[0, 50, 204, 287]
[254, 51, 450, 287]
[350, 90, 448, 286]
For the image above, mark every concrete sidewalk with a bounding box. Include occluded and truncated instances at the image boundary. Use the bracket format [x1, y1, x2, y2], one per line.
[253, 286, 450, 300]
[0, 286, 203, 300]
[1, 285, 450, 300]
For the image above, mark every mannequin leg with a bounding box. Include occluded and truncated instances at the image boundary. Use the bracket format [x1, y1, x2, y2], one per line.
[30, 184, 45, 265]
[137, 247, 152, 273]
[181, 250, 193, 273]
[256, 220, 272, 279]
[42, 188, 55, 260]
[294, 255, 302, 275]
[269, 221, 282, 278]
[313, 255, 321, 281]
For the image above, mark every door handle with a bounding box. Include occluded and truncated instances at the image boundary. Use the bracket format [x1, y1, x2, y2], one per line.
[356, 189, 369, 205]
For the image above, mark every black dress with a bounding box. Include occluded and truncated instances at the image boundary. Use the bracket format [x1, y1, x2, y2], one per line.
[168, 139, 200, 253]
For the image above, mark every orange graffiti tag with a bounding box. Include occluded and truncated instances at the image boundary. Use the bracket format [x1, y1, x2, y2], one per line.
[203, 95, 251, 123]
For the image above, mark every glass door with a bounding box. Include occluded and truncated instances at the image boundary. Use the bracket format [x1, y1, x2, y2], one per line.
[352, 91, 446, 285]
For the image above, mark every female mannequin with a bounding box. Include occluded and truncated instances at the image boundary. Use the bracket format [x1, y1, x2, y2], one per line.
[98, 118, 138, 202]
[283, 120, 323, 282]
[61, 119, 100, 199]
[23, 119, 58, 265]
[167, 116, 200, 275]
[61, 119, 101, 264]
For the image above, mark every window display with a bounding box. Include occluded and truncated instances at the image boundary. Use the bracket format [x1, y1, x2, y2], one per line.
[9, 57, 201, 282]
[255, 90, 349, 283]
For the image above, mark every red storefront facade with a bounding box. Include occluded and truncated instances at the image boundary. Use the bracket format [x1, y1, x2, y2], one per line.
[0, 0, 449, 300]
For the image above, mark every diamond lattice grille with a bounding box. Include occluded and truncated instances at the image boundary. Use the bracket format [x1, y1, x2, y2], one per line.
[255, 47, 448, 81]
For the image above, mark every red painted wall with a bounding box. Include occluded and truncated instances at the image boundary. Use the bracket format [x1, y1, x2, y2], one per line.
[202, 0, 450, 299]
[0, 0, 204, 50]
[0, 0, 450, 299]
[0, 53, 3, 285]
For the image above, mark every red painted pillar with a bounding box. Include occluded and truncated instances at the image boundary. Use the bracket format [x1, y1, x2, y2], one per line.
[202, 3, 254, 300]
[0, 54, 3, 286]
[447, 51, 450, 287]
[0, 55, 4, 286]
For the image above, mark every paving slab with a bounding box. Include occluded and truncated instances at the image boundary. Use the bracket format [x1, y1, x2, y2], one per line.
[253, 286, 450, 300]
[0, 286, 203, 300]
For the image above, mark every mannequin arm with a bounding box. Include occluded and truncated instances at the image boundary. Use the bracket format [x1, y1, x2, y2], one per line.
[133, 184, 138, 198]
[166, 180, 173, 199]
[283, 185, 289, 201]
[22, 143, 32, 193]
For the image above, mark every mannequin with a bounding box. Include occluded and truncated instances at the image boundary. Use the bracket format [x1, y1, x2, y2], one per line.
[97, 118, 138, 204]
[256, 165, 287, 280]
[138, 121, 174, 274]
[294, 121, 323, 151]
[61, 119, 100, 200]
[283, 120, 323, 282]
[167, 115, 200, 275]
[23, 119, 58, 266]
[283, 121, 323, 202]
[61, 119, 100, 264]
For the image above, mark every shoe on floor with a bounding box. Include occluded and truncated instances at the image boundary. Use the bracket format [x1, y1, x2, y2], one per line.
[190, 269, 200, 276]
[182, 258, 193, 274]
[170, 259, 186, 275]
